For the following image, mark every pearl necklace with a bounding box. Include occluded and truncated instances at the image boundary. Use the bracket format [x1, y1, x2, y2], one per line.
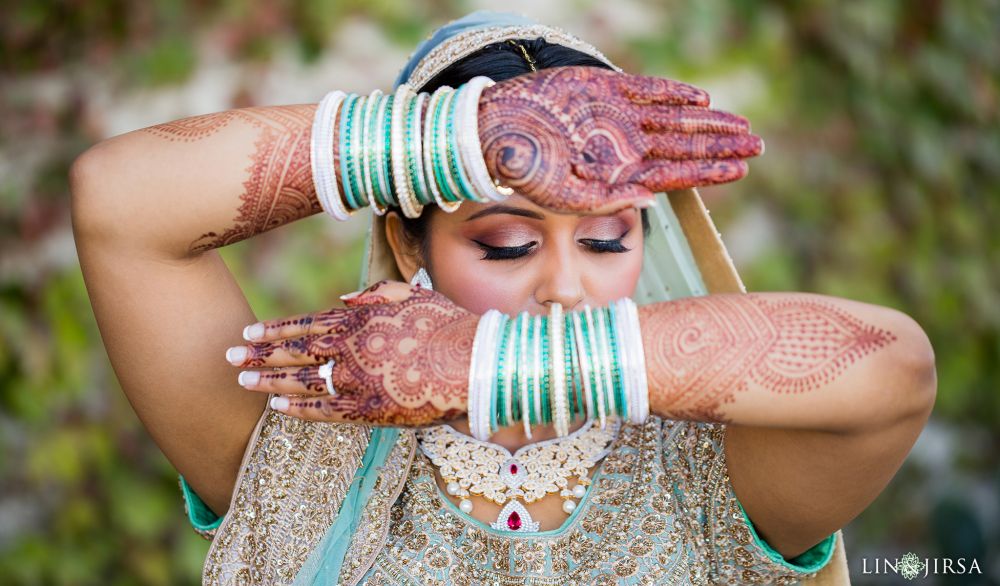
[416, 418, 620, 532]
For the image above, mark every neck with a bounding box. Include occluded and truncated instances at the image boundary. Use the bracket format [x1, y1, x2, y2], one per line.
[446, 417, 589, 452]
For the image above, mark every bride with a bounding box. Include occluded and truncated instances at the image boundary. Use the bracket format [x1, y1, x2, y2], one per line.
[71, 10, 934, 585]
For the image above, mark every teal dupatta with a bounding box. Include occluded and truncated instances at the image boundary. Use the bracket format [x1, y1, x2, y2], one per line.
[290, 427, 400, 585]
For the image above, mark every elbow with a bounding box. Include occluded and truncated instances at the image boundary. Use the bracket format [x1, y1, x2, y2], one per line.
[69, 141, 123, 243]
[887, 311, 937, 426]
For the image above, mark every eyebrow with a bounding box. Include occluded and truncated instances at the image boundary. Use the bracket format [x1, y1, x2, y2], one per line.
[464, 205, 546, 222]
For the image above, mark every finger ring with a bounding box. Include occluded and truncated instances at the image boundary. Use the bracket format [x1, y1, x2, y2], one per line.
[318, 359, 337, 396]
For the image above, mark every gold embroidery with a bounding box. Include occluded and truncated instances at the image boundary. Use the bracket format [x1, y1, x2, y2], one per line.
[201, 413, 835, 584]
[202, 410, 371, 585]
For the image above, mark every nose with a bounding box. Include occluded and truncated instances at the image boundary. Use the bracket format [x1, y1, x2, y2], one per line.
[534, 248, 585, 313]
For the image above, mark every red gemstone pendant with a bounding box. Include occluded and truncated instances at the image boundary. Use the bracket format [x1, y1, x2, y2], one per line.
[491, 500, 539, 532]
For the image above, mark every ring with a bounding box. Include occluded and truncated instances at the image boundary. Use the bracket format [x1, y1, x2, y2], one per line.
[318, 359, 337, 396]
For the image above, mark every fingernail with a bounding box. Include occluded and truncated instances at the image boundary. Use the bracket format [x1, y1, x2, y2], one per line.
[270, 396, 289, 411]
[339, 290, 363, 301]
[238, 371, 260, 387]
[635, 198, 658, 209]
[226, 346, 248, 365]
[243, 323, 265, 341]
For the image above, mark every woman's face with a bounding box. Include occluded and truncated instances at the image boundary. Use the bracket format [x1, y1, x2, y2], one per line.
[388, 194, 644, 317]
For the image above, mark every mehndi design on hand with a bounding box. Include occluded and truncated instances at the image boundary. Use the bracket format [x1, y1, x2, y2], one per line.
[231, 281, 477, 427]
[478, 66, 764, 215]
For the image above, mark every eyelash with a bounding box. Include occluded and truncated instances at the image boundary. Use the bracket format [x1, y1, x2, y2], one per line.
[473, 232, 631, 261]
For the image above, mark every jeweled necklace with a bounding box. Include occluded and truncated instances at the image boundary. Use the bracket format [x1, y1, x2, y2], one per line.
[416, 418, 620, 532]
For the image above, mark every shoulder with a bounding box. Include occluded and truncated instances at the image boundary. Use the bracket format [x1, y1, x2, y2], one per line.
[193, 408, 373, 583]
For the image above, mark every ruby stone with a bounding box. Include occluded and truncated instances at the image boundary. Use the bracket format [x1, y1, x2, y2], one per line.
[507, 511, 522, 530]
[510, 463, 518, 475]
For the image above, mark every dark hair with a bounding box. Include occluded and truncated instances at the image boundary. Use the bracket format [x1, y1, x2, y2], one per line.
[397, 37, 651, 269]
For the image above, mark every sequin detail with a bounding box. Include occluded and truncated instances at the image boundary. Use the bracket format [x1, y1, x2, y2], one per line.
[359, 418, 835, 584]
[196, 414, 837, 584]
[404, 25, 622, 92]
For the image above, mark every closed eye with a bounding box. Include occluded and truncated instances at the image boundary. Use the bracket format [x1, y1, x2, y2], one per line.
[473, 240, 537, 261]
[580, 228, 632, 254]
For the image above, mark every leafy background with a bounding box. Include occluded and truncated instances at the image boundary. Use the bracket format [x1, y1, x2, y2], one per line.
[1, 0, 997, 583]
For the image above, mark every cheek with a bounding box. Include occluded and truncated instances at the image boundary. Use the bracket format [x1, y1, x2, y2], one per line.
[588, 249, 644, 304]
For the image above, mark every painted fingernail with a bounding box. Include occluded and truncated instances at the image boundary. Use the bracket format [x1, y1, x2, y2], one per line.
[270, 396, 289, 411]
[243, 323, 265, 341]
[226, 346, 248, 365]
[339, 290, 363, 301]
[634, 198, 658, 209]
[238, 371, 260, 387]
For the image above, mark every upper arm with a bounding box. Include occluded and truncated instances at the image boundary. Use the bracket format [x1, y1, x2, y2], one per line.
[71, 146, 268, 517]
[724, 310, 937, 558]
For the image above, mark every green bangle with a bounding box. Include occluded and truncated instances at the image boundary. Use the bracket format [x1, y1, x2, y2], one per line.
[352, 94, 375, 211]
[562, 316, 587, 419]
[535, 315, 553, 425]
[510, 313, 522, 426]
[492, 314, 510, 432]
[405, 94, 430, 206]
[446, 84, 479, 203]
[523, 313, 532, 426]
[606, 306, 626, 418]
[430, 90, 458, 203]
[366, 93, 387, 208]
[339, 94, 363, 211]
[381, 94, 397, 206]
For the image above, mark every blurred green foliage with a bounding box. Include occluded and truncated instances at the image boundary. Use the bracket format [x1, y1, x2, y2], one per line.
[1, 0, 997, 583]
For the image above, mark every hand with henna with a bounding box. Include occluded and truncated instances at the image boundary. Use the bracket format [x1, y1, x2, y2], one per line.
[478, 65, 763, 214]
[227, 281, 478, 427]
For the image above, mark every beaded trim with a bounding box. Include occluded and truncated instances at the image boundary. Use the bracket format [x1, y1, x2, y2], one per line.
[405, 24, 623, 92]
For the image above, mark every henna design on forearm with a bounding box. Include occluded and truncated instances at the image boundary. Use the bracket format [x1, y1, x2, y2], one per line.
[140, 106, 321, 253]
[639, 293, 898, 423]
[478, 66, 763, 213]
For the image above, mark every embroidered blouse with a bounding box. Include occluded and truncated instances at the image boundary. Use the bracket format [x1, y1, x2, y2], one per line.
[181, 416, 836, 584]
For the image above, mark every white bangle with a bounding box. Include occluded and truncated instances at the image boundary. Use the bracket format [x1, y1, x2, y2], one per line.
[311, 91, 351, 221]
[551, 304, 569, 437]
[625, 299, 649, 422]
[373, 91, 393, 208]
[467, 311, 487, 440]
[422, 87, 461, 213]
[359, 91, 387, 216]
[531, 315, 543, 431]
[571, 310, 595, 424]
[595, 306, 617, 421]
[504, 312, 521, 429]
[435, 88, 466, 209]
[391, 84, 423, 219]
[469, 312, 496, 439]
[518, 311, 532, 439]
[611, 300, 634, 422]
[582, 306, 606, 431]
[456, 76, 510, 202]
[407, 92, 430, 206]
[470, 310, 502, 441]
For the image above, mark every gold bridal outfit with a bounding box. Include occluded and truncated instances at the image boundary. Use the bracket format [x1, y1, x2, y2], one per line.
[179, 11, 852, 586]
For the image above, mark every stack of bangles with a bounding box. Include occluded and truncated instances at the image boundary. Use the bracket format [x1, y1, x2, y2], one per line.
[468, 298, 649, 441]
[310, 76, 514, 221]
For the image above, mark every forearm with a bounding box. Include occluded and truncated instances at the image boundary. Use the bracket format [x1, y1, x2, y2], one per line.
[639, 291, 936, 433]
[71, 104, 325, 258]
